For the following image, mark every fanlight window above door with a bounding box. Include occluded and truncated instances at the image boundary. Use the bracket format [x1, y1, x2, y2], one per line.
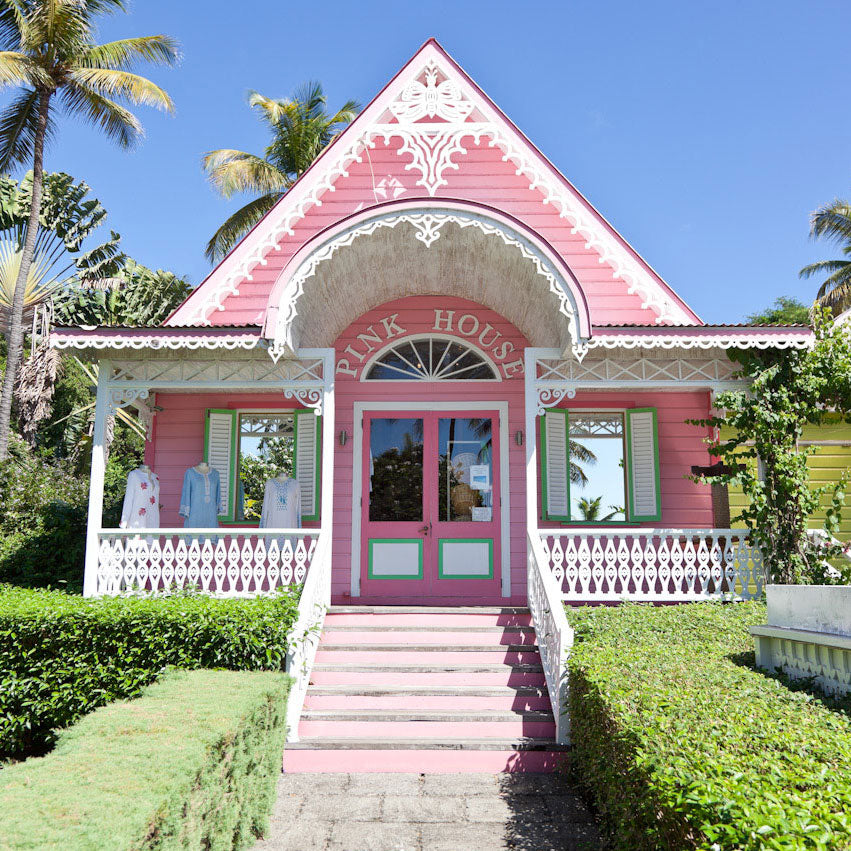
[364, 337, 499, 381]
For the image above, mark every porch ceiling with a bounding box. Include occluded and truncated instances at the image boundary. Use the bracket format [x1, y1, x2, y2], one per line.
[270, 209, 589, 354]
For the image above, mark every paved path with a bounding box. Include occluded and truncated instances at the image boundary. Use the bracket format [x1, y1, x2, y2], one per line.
[253, 773, 601, 851]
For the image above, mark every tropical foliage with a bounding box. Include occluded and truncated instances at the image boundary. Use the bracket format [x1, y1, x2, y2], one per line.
[575, 495, 620, 522]
[203, 82, 358, 261]
[800, 199, 851, 314]
[690, 309, 851, 584]
[746, 296, 811, 326]
[0, 170, 122, 329]
[0, 0, 179, 461]
[53, 259, 191, 327]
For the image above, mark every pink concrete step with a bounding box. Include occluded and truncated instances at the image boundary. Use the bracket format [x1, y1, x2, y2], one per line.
[283, 748, 565, 773]
[319, 630, 538, 645]
[310, 669, 547, 686]
[324, 612, 532, 628]
[313, 649, 542, 665]
[298, 719, 556, 739]
[303, 693, 552, 712]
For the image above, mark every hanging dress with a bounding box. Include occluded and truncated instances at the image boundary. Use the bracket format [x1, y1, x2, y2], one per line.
[120, 467, 161, 529]
[179, 467, 221, 528]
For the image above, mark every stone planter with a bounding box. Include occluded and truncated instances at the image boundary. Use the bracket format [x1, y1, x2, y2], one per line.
[750, 584, 851, 696]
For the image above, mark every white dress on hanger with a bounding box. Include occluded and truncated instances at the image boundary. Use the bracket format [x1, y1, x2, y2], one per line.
[260, 478, 301, 529]
[120, 467, 161, 529]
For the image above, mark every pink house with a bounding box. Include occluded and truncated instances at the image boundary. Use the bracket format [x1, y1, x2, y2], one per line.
[53, 40, 810, 764]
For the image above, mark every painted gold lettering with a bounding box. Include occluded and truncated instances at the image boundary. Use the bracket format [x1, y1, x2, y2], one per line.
[380, 314, 406, 339]
[502, 359, 524, 378]
[335, 358, 359, 377]
[457, 314, 480, 336]
[433, 309, 455, 332]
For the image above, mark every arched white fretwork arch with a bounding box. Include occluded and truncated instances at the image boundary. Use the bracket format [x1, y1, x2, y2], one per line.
[263, 199, 593, 362]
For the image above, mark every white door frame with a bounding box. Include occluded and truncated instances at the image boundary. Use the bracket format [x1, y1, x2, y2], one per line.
[351, 400, 512, 597]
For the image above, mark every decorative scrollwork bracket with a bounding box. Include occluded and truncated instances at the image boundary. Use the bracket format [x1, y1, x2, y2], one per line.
[536, 386, 576, 416]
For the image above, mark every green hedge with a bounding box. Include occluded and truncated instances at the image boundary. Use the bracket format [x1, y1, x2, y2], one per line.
[0, 586, 299, 759]
[567, 602, 851, 851]
[0, 669, 289, 850]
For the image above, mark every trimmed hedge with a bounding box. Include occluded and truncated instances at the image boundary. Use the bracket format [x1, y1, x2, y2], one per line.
[0, 669, 289, 850]
[567, 602, 851, 851]
[0, 585, 299, 758]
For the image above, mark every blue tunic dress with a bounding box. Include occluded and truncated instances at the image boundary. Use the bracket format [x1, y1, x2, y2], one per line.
[179, 467, 221, 528]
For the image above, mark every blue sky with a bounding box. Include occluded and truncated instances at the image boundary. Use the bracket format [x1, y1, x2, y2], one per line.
[31, 0, 851, 323]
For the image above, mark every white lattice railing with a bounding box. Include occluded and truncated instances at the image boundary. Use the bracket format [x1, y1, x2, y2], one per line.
[540, 528, 764, 602]
[95, 529, 319, 596]
[527, 530, 574, 745]
[285, 531, 332, 741]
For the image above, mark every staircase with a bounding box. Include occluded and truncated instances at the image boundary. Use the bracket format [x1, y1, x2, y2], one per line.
[284, 606, 567, 773]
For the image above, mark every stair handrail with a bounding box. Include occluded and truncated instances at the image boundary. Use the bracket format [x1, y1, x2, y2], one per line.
[284, 529, 332, 742]
[527, 529, 574, 745]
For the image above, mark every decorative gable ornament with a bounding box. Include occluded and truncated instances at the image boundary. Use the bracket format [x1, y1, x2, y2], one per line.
[171, 40, 698, 332]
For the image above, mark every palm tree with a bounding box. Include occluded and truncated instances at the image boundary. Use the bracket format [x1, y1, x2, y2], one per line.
[0, 0, 179, 460]
[203, 82, 359, 262]
[800, 200, 851, 313]
[569, 438, 596, 486]
[575, 495, 621, 522]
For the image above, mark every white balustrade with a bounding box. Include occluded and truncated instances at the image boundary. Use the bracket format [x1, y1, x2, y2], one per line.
[527, 530, 574, 744]
[284, 531, 332, 741]
[540, 528, 764, 602]
[95, 528, 319, 597]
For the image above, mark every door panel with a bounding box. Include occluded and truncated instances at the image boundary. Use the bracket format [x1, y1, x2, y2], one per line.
[361, 411, 501, 599]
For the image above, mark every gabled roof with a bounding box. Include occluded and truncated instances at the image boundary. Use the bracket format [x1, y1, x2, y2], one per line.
[167, 38, 702, 331]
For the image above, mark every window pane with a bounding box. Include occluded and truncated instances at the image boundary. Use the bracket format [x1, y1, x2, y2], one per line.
[369, 418, 424, 522]
[364, 338, 497, 380]
[237, 414, 294, 521]
[438, 418, 493, 522]
[569, 413, 626, 522]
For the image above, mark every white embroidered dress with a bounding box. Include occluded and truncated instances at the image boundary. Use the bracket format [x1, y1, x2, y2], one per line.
[120, 467, 161, 529]
[259, 478, 301, 529]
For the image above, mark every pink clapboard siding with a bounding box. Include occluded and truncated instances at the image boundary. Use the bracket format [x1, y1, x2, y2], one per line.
[330, 296, 529, 604]
[186, 134, 672, 330]
[538, 391, 715, 530]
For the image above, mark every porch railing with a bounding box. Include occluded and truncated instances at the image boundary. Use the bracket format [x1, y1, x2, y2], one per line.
[539, 528, 764, 602]
[95, 528, 319, 596]
[527, 530, 574, 745]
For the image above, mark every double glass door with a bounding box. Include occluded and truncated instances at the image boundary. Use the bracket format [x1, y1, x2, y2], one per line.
[361, 411, 501, 598]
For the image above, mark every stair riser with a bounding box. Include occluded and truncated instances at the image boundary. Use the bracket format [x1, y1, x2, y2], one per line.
[310, 671, 547, 687]
[324, 613, 532, 628]
[314, 650, 541, 665]
[298, 720, 556, 738]
[303, 695, 552, 711]
[320, 630, 538, 646]
[283, 749, 564, 773]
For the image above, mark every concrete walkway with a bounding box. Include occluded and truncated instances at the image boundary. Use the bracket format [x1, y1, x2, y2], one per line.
[253, 773, 601, 851]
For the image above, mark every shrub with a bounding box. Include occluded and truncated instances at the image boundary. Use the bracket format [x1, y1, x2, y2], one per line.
[567, 602, 851, 850]
[0, 585, 300, 758]
[0, 669, 289, 850]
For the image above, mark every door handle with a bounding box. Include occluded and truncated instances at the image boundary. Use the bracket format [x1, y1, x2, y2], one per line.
[418, 522, 432, 536]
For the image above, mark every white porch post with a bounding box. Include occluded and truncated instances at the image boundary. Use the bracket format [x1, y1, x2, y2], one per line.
[83, 359, 111, 597]
[524, 348, 540, 543]
[320, 349, 336, 606]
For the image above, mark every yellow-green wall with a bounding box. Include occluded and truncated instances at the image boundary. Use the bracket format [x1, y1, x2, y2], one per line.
[724, 417, 851, 540]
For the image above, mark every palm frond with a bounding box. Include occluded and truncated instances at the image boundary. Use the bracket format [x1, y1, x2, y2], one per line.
[61, 82, 142, 147]
[205, 192, 280, 262]
[815, 265, 851, 305]
[0, 2, 26, 52]
[69, 67, 174, 112]
[809, 201, 851, 244]
[0, 50, 44, 87]
[202, 149, 289, 198]
[800, 259, 851, 279]
[247, 91, 299, 127]
[79, 34, 180, 70]
[0, 88, 52, 171]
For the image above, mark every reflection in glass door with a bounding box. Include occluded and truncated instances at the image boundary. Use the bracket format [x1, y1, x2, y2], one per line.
[360, 411, 501, 598]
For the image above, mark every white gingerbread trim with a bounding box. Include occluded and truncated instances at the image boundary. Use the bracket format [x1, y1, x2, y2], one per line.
[586, 332, 813, 351]
[50, 332, 264, 352]
[267, 206, 589, 360]
[168, 42, 698, 328]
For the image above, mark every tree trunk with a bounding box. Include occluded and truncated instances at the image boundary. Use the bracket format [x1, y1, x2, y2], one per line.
[0, 91, 51, 459]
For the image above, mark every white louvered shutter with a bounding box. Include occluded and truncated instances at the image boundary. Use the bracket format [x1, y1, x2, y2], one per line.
[626, 408, 661, 521]
[294, 410, 321, 521]
[542, 409, 570, 521]
[204, 409, 237, 519]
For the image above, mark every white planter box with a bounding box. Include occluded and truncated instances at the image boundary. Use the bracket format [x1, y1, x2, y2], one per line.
[766, 584, 851, 638]
[751, 584, 851, 696]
